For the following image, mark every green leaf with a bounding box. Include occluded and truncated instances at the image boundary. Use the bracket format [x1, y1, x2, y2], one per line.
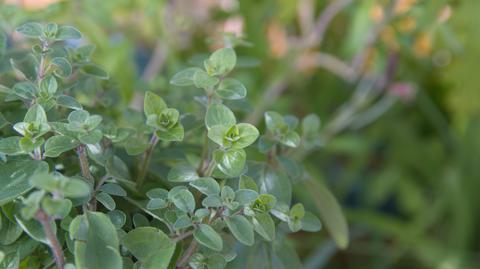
[24, 104, 47, 123]
[78, 129, 103, 145]
[193, 224, 223, 251]
[0, 160, 48, 205]
[205, 104, 236, 129]
[225, 215, 254, 246]
[215, 78, 247, 100]
[259, 169, 292, 207]
[207, 125, 229, 146]
[146, 198, 166, 210]
[55, 25, 82, 40]
[232, 123, 259, 149]
[193, 69, 219, 89]
[44, 135, 80, 157]
[74, 211, 123, 269]
[235, 189, 258, 205]
[168, 164, 199, 182]
[122, 227, 176, 269]
[100, 183, 127, 197]
[144, 91, 167, 117]
[146, 188, 168, 199]
[251, 194, 277, 214]
[40, 76, 57, 95]
[60, 177, 91, 198]
[168, 188, 195, 213]
[238, 175, 259, 192]
[264, 111, 286, 132]
[97, 192, 116, 211]
[189, 177, 220, 195]
[15, 214, 57, 244]
[302, 114, 320, 135]
[308, 181, 349, 249]
[56, 95, 83, 110]
[0, 136, 22, 155]
[214, 148, 246, 177]
[68, 110, 89, 123]
[156, 123, 184, 142]
[107, 210, 126, 229]
[41, 197, 72, 218]
[170, 67, 202, 86]
[12, 81, 36, 100]
[16, 22, 43, 38]
[81, 64, 109, 79]
[51, 57, 72, 77]
[202, 195, 223, 208]
[0, 31, 6, 59]
[288, 203, 305, 232]
[204, 48, 236, 76]
[301, 211, 322, 232]
[252, 213, 275, 241]
[279, 131, 301, 148]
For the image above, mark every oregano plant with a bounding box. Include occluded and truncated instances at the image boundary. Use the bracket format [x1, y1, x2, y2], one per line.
[0, 22, 326, 269]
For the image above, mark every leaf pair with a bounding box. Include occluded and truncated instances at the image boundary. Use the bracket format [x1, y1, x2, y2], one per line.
[144, 91, 184, 141]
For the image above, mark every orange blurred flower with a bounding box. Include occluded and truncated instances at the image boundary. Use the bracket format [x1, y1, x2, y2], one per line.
[397, 16, 416, 33]
[394, 0, 417, 14]
[370, 4, 384, 23]
[413, 32, 432, 57]
[267, 22, 288, 58]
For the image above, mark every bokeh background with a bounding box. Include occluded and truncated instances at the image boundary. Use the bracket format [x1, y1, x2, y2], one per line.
[1, 0, 479, 268]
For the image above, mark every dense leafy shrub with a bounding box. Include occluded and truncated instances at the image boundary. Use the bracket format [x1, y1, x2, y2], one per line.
[0, 22, 327, 269]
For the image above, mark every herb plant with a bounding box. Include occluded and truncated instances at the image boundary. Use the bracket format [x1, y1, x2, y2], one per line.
[0, 22, 324, 269]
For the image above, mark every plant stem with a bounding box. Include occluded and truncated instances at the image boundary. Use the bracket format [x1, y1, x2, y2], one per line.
[176, 240, 198, 269]
[76, 144, 96, 210]
[35, 210, 64, 269]
[172, 230, 193, 243]
[197, 130, 209, 175]
[137, 134, 159, 187]
[204, 159, 217, 177]
[76, 145, 93, 180]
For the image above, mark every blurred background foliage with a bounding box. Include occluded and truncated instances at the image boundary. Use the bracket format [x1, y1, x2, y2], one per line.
[1, 0, 479, 268]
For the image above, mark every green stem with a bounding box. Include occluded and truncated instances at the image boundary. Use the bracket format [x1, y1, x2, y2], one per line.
[204, 159, 217, 177]
[137, 134, 159, 187]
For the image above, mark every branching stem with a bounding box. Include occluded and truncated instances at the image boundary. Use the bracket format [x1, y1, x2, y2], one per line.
[137, 134, 159, 187]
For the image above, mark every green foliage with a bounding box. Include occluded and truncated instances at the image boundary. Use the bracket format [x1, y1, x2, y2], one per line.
[0, 21, 332, 269]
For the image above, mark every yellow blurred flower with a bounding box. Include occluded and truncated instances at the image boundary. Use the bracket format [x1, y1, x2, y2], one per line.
[394, 0, 417, 14]
[397, 16, 416, 33]
[370, 4, 384, 23]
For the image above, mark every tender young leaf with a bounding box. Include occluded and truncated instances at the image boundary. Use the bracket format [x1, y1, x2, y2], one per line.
[170, 67, 202, 86]
[122, 227, 176, 269]
[215, 78, 247, 100]
[204, 48, 237, 76]
[193, 69, 219, 89]
[168, 164, 199, 182]
[40, 76, 57, 95]
[156, 123, 184, 142]
[16, 22, 43, 38]
[55, 25, 82, 40]
[44, 135, 80, 157]
[189, 177, 220, 195]
[144, 91, 167, 117]
[232, 123, 259, 149]
[214, 148, 246, 177]
[205, 104, 236, 129]
[207, 125, 229, 146]
[252, 213, 275, 241]
[0, 160, 48, 205]
[288, 203, 305, 232]
[225, 215, 254, 246]
[193, 224, 223, 251]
